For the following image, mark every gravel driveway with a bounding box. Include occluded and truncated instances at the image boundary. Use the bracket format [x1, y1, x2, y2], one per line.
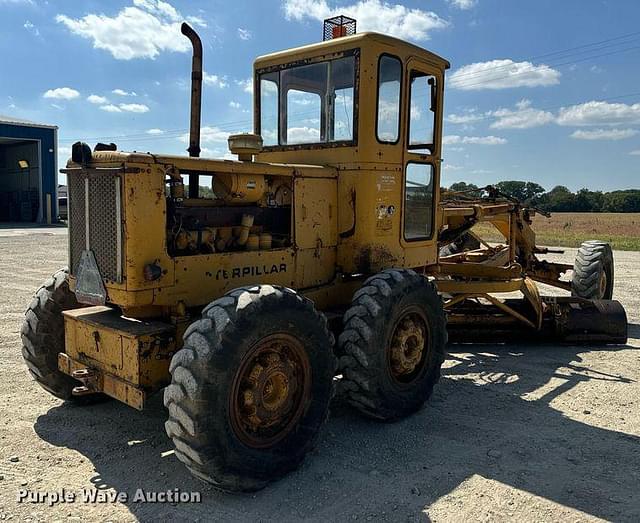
[0, 227, 638, 522]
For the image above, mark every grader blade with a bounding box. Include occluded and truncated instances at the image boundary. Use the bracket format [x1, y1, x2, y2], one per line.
[446, 297, 627, 345]
[547, 297, 628, 345]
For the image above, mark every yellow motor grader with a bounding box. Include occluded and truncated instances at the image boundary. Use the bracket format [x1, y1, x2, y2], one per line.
[22, 17, 627, 491]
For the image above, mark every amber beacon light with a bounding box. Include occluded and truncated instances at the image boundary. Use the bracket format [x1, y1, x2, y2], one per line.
[323, 15, 356, 40]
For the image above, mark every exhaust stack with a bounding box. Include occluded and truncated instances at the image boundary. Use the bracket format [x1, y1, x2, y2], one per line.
[181, 22, 202, 159]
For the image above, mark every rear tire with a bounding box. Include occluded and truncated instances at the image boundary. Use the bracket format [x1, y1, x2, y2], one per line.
[337, 269, 447, 421]
[572, 241, 614, 300]
[21, 268, 92, 402]
[164, 285, 335, 492]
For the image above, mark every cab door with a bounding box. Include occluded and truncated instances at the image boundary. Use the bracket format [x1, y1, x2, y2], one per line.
[400, 57, 445, 268]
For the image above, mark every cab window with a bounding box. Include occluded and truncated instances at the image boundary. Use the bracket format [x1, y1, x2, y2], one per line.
[258, 53, 357, 147]
[408, 72, 437, 153]
[404, 163, 434, 241]
[260, 72, 279, 146]
[376, 55, 402, 143]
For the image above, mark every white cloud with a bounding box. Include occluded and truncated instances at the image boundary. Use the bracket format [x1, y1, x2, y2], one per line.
[237, 28, 252, 40]
[287, 126, 320, 143]
[180, 126, 233, 145]
[100, 103, 149, 113]
[186, 15, 207, 28]
[229, 101, 241, 109]
[557, 101, 640, 127]
[43, 87, 80, 100]
[112, 88, 137, 96]
[446, 110, 483, 125]
[100, 104, 122, 113]
[203, 72, 228, 88]
[448, 0, 476, 9]
[490, 99, 555, 129]
[119, 103, 149, 113]
[630, 150, 640, 156]
[443, 164, 464, 171]
[132, 0, 180, 21]
[146, 128, 164, 134]
[56, 1, 192, 60]
[23, 20, 40, 36]
[450, 59, 560, 90]
[237, 78, 253, 94]
[87, 94, 108, 104]
[444, 135, 507, 145]
[570, 129, 638, 141]
[283, 0, 448, 41]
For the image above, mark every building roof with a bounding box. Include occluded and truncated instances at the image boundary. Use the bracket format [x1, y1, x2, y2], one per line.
[0, 114, 58, 130]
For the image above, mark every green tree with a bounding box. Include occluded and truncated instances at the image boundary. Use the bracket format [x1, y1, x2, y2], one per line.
[602, 190, 640, 212]
[448, 182, 479, 192]
[545, 185, 576, 211]
[496, 180, 546, 203]
[574, 189, 604, 212]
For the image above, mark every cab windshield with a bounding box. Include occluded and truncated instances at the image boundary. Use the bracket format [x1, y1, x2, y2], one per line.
[258, 53, 357, 147]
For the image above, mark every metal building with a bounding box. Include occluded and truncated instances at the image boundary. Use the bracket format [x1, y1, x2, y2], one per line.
[0, 115, 58, 223]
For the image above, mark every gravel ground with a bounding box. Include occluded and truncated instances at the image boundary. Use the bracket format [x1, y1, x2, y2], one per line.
[0, 227, 638, 522]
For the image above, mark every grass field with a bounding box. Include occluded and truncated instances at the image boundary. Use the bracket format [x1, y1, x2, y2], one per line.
[473, 212, 640, 251]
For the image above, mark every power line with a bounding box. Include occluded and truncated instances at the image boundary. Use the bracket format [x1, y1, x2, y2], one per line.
[413, 91, 640, 134]
[58, 30, 640, 145]
[449, 30, 640, 82]
[450, 44, 640, 89]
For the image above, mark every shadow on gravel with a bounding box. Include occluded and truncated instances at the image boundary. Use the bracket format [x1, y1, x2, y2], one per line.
[627, 322, 640, 339]
[34, 340, 640, 521]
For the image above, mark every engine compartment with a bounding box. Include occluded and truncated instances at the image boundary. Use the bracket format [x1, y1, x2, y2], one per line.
[165, 169, 293, 257]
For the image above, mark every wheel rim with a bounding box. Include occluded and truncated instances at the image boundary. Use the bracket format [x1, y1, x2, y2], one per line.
[599, 270, 608, 298]
[387, 308, 430, 384]
[230, 333, 311, 449]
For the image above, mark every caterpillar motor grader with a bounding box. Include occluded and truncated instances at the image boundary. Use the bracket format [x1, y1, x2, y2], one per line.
[22, 17, 627, 491]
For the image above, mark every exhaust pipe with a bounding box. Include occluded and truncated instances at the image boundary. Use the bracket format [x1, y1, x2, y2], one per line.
[181, 22, 202, 198]
[181, 22, 202, 158]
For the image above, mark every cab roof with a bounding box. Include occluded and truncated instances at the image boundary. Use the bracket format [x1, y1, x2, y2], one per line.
[254, 32, 450, 71]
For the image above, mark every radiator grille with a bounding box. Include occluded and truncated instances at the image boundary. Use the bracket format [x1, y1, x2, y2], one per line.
[68, 171, 122, 283]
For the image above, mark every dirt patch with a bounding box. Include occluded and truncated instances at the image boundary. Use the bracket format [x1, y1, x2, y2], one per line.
[0, 230, 639, 521]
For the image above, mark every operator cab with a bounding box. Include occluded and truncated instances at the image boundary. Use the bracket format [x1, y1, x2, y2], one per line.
[253, 23, 450, 270]
[253, 27, 450, 167]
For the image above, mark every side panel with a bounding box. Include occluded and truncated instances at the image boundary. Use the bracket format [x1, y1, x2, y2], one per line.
[171, 249, 296, 304]
[294, 177, 338, 288]
[122, 164, 175, 291]
[337, 168, 406, 275]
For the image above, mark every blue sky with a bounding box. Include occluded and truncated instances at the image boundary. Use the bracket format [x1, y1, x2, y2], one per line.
[1, 0, 639, 191]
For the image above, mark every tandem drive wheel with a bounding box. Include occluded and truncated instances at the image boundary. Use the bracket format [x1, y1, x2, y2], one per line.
[337, 269, 447, 422]
[164, 285, 335, 492]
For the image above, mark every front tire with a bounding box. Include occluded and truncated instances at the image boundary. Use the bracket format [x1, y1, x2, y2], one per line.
[21, 268, 87, 401]
[338, 269, 447, 421]
[572, 240, 614, 300]
[164, 285, 335, 492]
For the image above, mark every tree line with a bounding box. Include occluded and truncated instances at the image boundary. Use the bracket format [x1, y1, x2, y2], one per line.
[447, 181, 640, 213]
